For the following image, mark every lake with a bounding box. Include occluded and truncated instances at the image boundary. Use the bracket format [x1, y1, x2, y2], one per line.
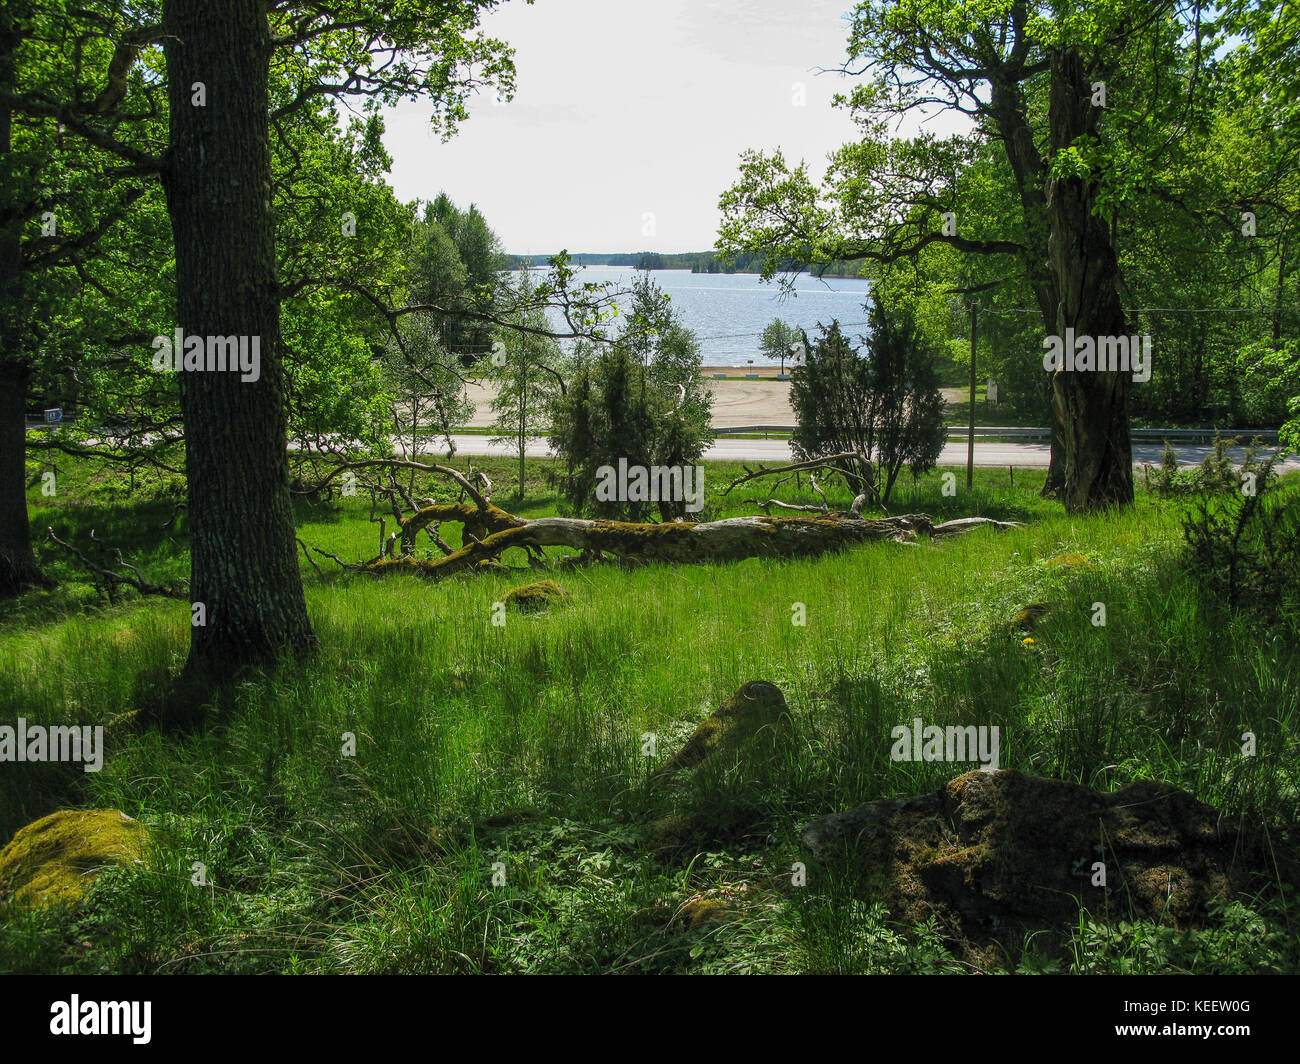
[538, 266, 873, 368]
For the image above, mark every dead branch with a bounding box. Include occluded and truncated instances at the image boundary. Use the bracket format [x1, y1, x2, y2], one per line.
[292, 457, 491, 511]
[296, 537, 324, 577]
[742, 497, 832, 515]
[46, 528, 187, 600]
[721, 452, 876, 496]
[931, 517, 1024, 536]
[308, 544, 379, 573]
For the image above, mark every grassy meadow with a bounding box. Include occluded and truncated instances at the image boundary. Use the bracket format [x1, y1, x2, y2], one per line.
[1, 453, 1297, 973]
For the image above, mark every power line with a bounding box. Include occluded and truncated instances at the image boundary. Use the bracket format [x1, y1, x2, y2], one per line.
[983, 306, 1299, 314]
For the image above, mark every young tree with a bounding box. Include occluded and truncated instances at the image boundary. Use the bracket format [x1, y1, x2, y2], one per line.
[758, 318, 799, 373]
[489, 271, 562, 498]
[549, 336, 713, 523]
[620, 273, 713, 446]
[551, 347, 658, 521]
[790, 321, 879, 495]
[383, 314, 473, 463]
[867, 305, 947, 501]
[791, 307, 946, 504]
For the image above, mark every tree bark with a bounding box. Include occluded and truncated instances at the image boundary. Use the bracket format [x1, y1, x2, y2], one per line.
[161, 0, 314, 667]
[1045, 49, 1134, 513]
[0, 6, 48, 596]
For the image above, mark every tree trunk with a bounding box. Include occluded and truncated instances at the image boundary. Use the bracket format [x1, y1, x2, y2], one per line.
[990, 73, 1066, 496]
[161, 0, 314, 667]
[0, 6, 48, 596]
[1041, 379, 1066, 498]
[0, 362, 46, 595]
[1045, 49, 1133, 513]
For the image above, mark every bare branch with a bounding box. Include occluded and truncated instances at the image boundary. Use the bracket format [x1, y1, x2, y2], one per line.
[721, 452, 877, 497]
[46, 528, 187, 599]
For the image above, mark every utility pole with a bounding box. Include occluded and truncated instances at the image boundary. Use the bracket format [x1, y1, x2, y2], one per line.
[967, 300, 978, 491]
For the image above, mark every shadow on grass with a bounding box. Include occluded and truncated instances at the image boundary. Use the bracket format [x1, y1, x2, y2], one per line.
[131, 652, 307, 736]
[36, 498, 189, 555]
[3, 501, 189, 632]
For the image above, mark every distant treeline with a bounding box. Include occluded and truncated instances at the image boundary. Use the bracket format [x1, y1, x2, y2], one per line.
[502, 250, 863, 277]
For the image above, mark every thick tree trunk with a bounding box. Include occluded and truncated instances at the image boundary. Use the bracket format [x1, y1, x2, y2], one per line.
[0, 362, 46, 595]
[161, 0, 314, 667]
[0, 7, 48, 596]
[1045, 49, 1133, 513]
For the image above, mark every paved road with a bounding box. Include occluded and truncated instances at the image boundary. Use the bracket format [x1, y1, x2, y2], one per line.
[440, 434, 1299, 471]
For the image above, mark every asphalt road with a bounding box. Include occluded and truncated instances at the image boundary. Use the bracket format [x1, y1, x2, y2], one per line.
[439, 434, 1300, 471]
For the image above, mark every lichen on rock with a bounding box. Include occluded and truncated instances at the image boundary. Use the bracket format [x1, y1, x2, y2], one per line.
[0, 809, 149, 910]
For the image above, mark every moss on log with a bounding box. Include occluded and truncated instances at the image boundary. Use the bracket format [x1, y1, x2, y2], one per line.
[368, 512, 944, 580]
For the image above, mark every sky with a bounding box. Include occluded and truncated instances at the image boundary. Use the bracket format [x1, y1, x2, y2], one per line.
[379, 0, 868, 255]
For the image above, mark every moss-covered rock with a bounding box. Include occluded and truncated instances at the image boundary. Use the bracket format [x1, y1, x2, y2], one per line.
[654, 680, 792, 781]
[673, 884, 754, 930]
[800, 770, 1295, 967]
[501, 580, 568, 613]
[1010, 602, 1050, 629]
[1045, 551, 1093, 570]
[0, 809, 149, 910]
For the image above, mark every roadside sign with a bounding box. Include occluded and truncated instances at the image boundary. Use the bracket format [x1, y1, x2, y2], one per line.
[44, 408, 62, 423]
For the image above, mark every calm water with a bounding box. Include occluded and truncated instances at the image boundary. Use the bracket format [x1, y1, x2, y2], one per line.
[539, 266, 872, 367]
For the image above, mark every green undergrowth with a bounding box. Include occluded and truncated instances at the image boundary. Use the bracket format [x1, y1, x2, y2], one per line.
[1, 456, 1296, 973]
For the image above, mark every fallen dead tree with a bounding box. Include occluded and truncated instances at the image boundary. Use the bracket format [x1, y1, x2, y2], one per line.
[361, 508, 1020, 579]
[295, 457, 1023, 580]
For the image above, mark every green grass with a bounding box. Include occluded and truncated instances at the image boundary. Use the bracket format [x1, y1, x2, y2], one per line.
[1, 455, 1297, 973]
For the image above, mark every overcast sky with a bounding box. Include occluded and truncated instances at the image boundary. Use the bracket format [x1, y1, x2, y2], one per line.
[379, 0, 867, 255]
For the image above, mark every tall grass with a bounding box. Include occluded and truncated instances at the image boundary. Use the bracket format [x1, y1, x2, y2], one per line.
[1, 457, 1296, 973]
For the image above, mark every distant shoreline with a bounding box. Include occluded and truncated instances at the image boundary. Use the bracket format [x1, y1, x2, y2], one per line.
[700, 365, 789, 377]
[502, 257, 866, 280]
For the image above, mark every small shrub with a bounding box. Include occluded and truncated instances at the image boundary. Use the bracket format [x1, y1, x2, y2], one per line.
[1145, 435, 1271, 497]
[1181, 452, 1299, 628]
